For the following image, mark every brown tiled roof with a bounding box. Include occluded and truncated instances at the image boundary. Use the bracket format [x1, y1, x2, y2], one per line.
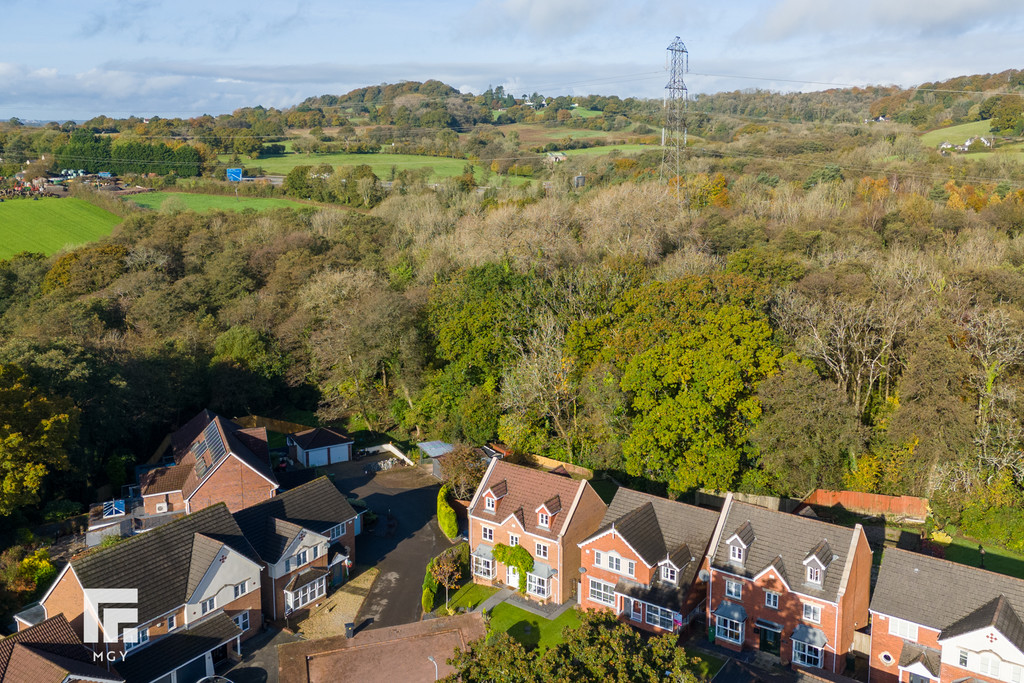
[710, 500, 860, 604]
[70, 504, 259, 626]
[898, 642, 941, 678]
[871, 548, 1024, 642]
[0, 615, 121, 683]
[585, 488, 720, 589]
[487, 479, 508, 499]
[284, 567, 329, 592]
[112, 613, 240, 683]
[541, 495, 562, 515]
[470, 460, 588, 540]
[233, 476, 358, 563]
[140, 412, 278, 498]
[289, 427, 352, 450]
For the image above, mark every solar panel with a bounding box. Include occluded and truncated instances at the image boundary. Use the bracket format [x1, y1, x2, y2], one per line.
[204, 421, 227, 463]
[194, 456, 209, 479]
[103, 500, 126, 518]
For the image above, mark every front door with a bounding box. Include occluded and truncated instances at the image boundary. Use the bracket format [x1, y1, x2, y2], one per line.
[759, 628, 781, 655]
[631, 599, 643, 622]
[507, 566, 519, 587]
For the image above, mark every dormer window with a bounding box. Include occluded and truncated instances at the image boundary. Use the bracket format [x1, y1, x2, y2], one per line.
[485, 497, 495, 511]
[730, 545, 744, 563]
[660, 565, 677, 584]
[538, 512, 549, 528]
[807, 566, 822, 584]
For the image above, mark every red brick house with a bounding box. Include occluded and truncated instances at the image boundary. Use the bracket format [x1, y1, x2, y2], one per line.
[139, 410, 279, 516]
[16, 504, 263, 683]
[0, 614, 123, 682]
[232, 476, 359, 623]
[705, 494, 872, 675]
[578, 487, 720, 635]
[468, 460, 606, 605]
[869, 547, 1024, 683]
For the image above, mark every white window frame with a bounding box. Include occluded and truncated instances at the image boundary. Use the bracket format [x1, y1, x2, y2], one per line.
[285, 576, 326, 613]
[716, 616, 742, 644]
[645, 603, 675, 630]
[509, 534, 519, 547]
[802, 602, 822, 624]
[793, 641, 822, 668]
[233, 581, 248, 599]
[536, 542, 548, 559]
[527, 573, 549, 598]
[726, 579, 742, 600]
[958, 649, 968, 667]
[233, 611, 250, 632]
[473, 556, 494, 579]
[329, 522, 347, 540]
[765, 591, 779, 609]
[201, 597, 216, 615]
[594, 550, 603, 566]
[660, 565, 677, 584]
[1006, 662, 1022, 683]
[730, 545, 744, 562]
[481, 526, 493, 542]
[485, 497, 495, 511]
[589, 578, 614, 606]
[123, 627, 149, 653]
[807, 566, 822, 584]
[538, 512, 549, 528]
[888, 617, 918, 642]
[979, 652, 1000, 678]
[608, 554, 621, 572]
[166, 614, 176, 631]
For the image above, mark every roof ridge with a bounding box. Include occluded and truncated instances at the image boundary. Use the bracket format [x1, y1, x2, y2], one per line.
[885, 546, 1024, 586]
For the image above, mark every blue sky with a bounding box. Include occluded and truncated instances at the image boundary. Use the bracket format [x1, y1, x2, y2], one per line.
[2, 0, 1023, 120]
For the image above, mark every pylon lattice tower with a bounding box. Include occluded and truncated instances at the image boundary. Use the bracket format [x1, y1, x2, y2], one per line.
[661, 36, 689, 187]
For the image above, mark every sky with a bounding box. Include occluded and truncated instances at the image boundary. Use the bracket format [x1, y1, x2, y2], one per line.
[2, 0, 1023, 121]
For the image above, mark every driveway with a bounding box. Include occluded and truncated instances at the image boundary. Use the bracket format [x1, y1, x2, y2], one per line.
[220, 627, 302, 683]
[325, 458, 453, 631]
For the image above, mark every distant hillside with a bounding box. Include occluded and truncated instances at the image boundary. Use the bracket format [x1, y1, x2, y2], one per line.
[299, 80, 461, 109]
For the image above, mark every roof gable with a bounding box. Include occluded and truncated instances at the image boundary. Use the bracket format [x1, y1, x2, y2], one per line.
[939, 594, 1024, 653]
[232, 476, 357, 563]
[0, 615, 122, 683]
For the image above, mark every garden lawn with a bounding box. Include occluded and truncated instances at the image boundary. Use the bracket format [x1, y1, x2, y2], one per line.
[488, 602, 582, 650]
[942, 535, 1024, 580]
[0, 198, 121, 258]
[445, 583, 497, 612]
[684, 647, 727, 680]
[127, 192, 305, 212]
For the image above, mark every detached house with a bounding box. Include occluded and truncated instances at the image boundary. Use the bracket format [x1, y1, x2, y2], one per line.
[869, 547, 1024, 683]
[233, 476, 359, 622]
[0, 614, 123, 683]
[705, 495, 872, 674]
[139, 410, 279, 516]
[17, 504, 262, 683]
[287, 427, 354, 468]
[578, 487, 720, 634]
[468, 460, 606, 605]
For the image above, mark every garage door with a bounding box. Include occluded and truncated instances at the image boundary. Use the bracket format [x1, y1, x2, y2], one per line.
[306, 448, 329, 467]
[173, 654, 208, 683]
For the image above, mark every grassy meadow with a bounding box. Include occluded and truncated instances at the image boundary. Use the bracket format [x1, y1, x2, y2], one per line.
[920, 119, 993, 147]
[221, 151, 475, 179]
[127, 192, 306, 213]
[0, 198, 122, 258]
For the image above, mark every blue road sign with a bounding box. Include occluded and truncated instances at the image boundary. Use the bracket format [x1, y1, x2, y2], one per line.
[226, 168, 243, 182]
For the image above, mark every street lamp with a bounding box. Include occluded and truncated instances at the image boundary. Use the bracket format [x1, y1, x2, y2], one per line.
[427, 655, 438, 681]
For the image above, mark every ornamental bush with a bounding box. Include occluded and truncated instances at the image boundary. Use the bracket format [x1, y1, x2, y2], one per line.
[437, 485, 459, 540]
[493, 543, 534, 593]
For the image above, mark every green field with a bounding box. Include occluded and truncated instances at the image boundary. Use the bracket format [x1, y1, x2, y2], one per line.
[920, 119, 993, 147]
[572, 108, 604, 119]
[0, 198, 122, 258]
[127, 192, 306, 213]
[220, 151, 476, 180]
[564, 143, 657, 157]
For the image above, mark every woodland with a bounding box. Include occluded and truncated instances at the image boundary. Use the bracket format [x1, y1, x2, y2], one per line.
[2, 72, 1024, 570]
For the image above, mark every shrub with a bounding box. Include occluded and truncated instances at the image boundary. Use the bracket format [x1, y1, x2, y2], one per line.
[43, 499, 83, 523]
[493, 543, 534, 593]
[437, 485, 459, 540]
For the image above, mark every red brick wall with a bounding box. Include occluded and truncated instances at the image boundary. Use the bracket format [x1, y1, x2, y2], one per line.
[189, 458, 277, 513]
[469, 516, 565, 603]
[222, 589, 262, 643]
[868, 615, 941, 683]
[837, 529, 872, 656]
[708, 569, 840, 671]
[143, 491, 185, 515]
[38, 567, 86, 636]
[559, 484, 608, 604]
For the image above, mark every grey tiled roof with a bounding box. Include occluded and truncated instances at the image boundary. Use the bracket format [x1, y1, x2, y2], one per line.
[70, 504, 259, 625]
[898, 642, 941, 678]
[112, 612, 241, 683]
[710, 500, 860, 603]
[233, 476, 357, 563]
[0, 615, 120, 683]
[186, 534, 225, 598]
[588, 488, 720, 588]
[871, 548, 1024, 643]
[290, 427, 353, 450]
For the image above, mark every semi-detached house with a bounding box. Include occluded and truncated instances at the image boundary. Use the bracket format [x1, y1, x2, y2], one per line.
[468, 459, 606, 605]
[705, 494, 872, 675]
[17, 504, 262, 683]
[869, 547, 1024, 683]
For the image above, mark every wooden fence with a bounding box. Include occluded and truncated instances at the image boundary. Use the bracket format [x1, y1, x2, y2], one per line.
[799, 489, 928, 520]
[232, 415, 314, 435]
[524, 453, 593, 479]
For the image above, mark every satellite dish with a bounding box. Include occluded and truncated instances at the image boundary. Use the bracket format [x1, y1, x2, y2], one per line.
[698, 569, 710, 582]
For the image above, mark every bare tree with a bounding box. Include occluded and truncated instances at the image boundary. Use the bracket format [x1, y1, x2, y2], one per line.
[954, 307, 1024, 422]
